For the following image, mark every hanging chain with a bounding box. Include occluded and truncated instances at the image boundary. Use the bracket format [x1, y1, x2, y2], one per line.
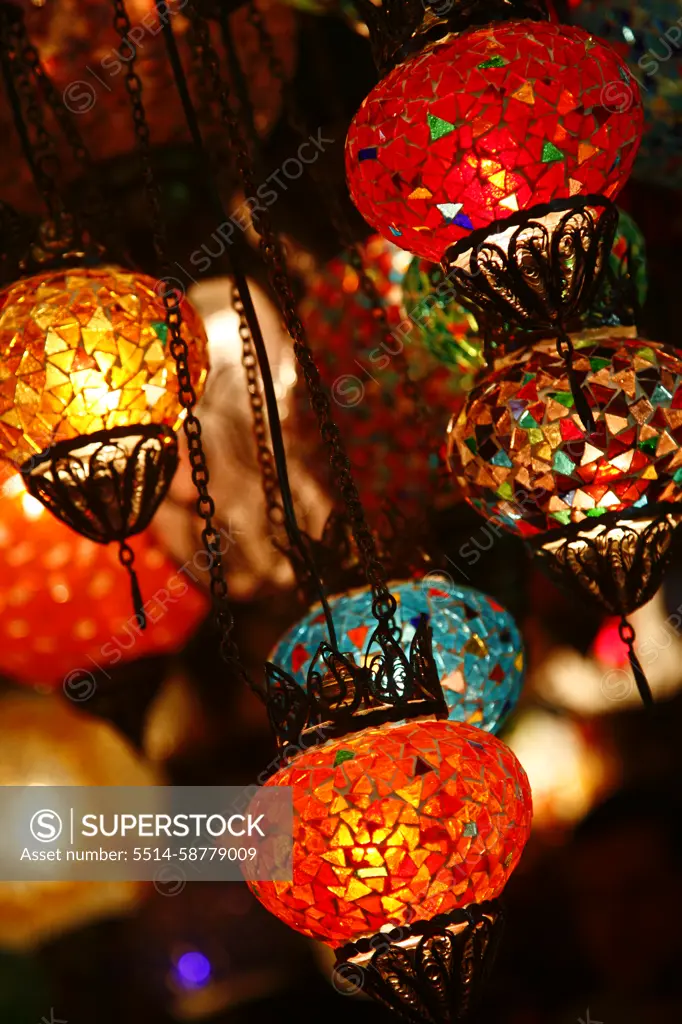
[109, 0, 255, 682]
[14, 16, 116, 255]
[186, 2, 396, 621]
[246, 0, 432, 436]
[618, 616, 653, 709]
[232, 281, 287, 531]
[0, 6, 65, 222]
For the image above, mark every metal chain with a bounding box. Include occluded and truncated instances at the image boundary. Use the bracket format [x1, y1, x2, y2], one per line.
[186, 1, 396, 620]
[246, 0, 433, 435]
[0, 7, 64, 220]
[232, 281, 287, 531]
[109, 0, 254, 681]
[15, 16, 116, 253]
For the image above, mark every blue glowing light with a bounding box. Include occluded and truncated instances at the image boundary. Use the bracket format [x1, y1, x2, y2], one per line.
[176, 951, 211, 988]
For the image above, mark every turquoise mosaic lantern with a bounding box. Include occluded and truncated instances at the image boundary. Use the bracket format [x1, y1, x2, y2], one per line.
[270, 579, 524, 732]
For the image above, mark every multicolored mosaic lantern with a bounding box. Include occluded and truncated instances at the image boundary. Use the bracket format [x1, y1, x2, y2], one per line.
[248, 718, 532, 946]
[572, 0, 682, 191]
[0, 265, 208, 565]
[296, 235, 462, 517]
[400, 257, 483, 385]
[449, 335, 682, 538]
[346, 22, 642, 263]
[270, 580, 524, 731]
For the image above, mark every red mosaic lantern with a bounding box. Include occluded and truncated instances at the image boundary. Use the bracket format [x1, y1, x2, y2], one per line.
[248, 718, 532, 947]
[346, 21, 642, 262]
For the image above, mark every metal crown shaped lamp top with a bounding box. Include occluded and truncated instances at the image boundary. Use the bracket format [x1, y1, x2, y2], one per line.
[264, 612, 449, 759]
[354, 0, 552, 74]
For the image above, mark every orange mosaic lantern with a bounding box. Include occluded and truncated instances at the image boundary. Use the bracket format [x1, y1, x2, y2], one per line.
[248, 718, 532, 947]
[0, 469, 208, 687]
[0, 265, 209, 609]
[0, 265, 208, 468]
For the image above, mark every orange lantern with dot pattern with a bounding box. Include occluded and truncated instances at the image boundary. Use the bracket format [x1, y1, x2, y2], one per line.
[248, 719, 532, 947]
[0, 467, 208, 688]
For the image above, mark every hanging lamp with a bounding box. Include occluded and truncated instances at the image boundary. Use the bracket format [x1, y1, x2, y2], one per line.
[248, 663, 532, 1020]
[448, 334, 682, 704]
[271, 577, 524, 732]
[345, 0, 642, 346]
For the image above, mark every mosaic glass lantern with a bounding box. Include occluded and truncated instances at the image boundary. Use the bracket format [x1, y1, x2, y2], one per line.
[572, 0, 682, 190]
[270, 579, 524, 731]
[296, 235, 462, 517]
[449, 335, 682, 631]
[449, 335, 682, 537]
[346, 21, 643, 264]
[248, 718, 532, 947]
[0, 470, 208, 688]
[0, 265, 208, 562]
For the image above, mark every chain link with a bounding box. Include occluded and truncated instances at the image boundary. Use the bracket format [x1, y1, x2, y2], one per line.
[0, 6, 64, 220]
[246, 0, 433, 437]
[232, 281, 287, 531]
[186, 1, 396, 620]
[109, 0, 253, 679]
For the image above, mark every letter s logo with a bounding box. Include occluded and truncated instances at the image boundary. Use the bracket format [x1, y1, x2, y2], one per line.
[30, 809, 63, 842]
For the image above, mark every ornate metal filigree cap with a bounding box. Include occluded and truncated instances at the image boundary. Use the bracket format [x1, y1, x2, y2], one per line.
[264, 612, 448, 758]
[334, 900, 504, 1023]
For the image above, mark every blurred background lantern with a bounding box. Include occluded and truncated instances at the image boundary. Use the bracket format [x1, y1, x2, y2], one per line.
[504, 706, 618, 832]
[0, 467, 208, 688]
[271, 577, 524, 731]
[0, 690, 157, 951]
[449, 335, 682, 538]
[248, 719, 532, 946]
[4, 0, 298, 212]
[153, 275, 332, 601]
[571, 0, 682, 192]
[530, 591, 682, 714]
[295, 234, 463, 518]
[345, 22, 642, 264]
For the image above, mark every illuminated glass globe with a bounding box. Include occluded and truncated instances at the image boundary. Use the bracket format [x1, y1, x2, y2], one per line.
[448, 335, 682, 538]
[248, 718, 532, 946]
[0, 469, 208, 688]
[271, 579, 524, 731]
[572, 0, 682, 190]
[0, 265, 208, 468]
[0, 691, 157, 950]
[346, 21, 643, 262]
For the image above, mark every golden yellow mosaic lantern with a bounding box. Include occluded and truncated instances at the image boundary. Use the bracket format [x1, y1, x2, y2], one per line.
[0, 264, 209, 611]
